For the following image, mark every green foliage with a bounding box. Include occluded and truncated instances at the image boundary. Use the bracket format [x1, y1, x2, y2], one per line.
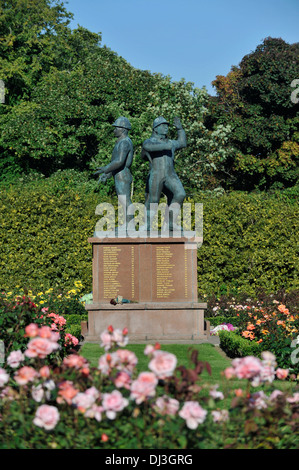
[0, 2, 298, 193]
[234, 300, 299, 373]
[210, 37, 299, 190]
[0, 0, 233, 193]
[197, 190, 299, 297]
[218, 330, 262, 358]
[0, 323, 298, 449]
[0, 173, 96, 291]
[207, 291, 299, 374]
[0, 176, 298, 297]
[64, 314, 87, 339]
[0, 0, 76, 104]
[0, 292, 78, 359]
[0, 293, 46, 354]
[205, 316, 241, 327]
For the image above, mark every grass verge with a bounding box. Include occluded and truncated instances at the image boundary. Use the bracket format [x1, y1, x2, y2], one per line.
[80, 342, 296, 398]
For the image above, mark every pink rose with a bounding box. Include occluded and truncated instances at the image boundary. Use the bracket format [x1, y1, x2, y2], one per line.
[231, 356, 263, 380]
[115, 349, 138, 373]
[100, 327, 129, 351]
[25, 337, 59, 359]
[287, 393, 299, 404]
[144, 345, 155, 356]
[100, 330, 113, 351]
[14, 366, 38, 385]
[25, 323, 39, 338]
[130, 372, 158, 404]
[38, 326, 53, 338]
[72, 392, 97, 413]
[48, 313, 66, 328]
[63, 354, 87, 369]
[112, 329, 128, 347]
[255, 365, 275, 385]
[64, 333, 79, 347]
[31, 384, 45, 403]
[223, 366, 236, 379]
[154, 395, 179, 416]
[276, 368, 289, 380]
[57, 380, 79, 405]
[148, 350, 177, 379]
[269, 390, 283, 401]
[249, 391, 268, 410]
[7, 350, 24, 368]
[0, 367, 9, 387]
[39, 366, 50, 378]
[114, 371, 131, 389]
[209, 385, 224, 400]
[85, 386, 100, 400]
[211, 409, 229, 423]
[102, 390, 128, 419]
[261, 351, 277, 367]
[98, 352, 118, 375]
[84, 404, 104, 421]
[144, 343, 160, 356]
[179, 401, 207, 429]
[33, 404, 60, 430]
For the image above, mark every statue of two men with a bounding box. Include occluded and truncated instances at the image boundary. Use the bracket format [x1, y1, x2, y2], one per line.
[95, 115, 187, 233]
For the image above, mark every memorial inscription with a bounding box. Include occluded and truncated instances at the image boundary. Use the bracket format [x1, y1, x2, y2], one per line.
[103, 246, 121, 299]
[155, 246, 176, 299]
[100, 244, 137, 301]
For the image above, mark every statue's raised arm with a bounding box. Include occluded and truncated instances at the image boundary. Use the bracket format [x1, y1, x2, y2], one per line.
[141, 116, 187, 233]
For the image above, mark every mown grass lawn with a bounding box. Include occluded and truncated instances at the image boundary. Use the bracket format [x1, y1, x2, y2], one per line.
[80, 342, 296, 398]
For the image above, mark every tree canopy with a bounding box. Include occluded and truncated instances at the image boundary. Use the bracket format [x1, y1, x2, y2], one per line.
[210, 37, 299, 190]
[0, 2, 298, 194]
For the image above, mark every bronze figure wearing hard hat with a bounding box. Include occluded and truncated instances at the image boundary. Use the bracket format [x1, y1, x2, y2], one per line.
[94, 116, 134, 232]
[141, 116, 187, 232]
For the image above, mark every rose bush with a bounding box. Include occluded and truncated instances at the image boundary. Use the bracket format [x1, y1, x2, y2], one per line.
[0, 292, 79, 363]
[207, 292, 299, 374]
[0, 322, 298, 449]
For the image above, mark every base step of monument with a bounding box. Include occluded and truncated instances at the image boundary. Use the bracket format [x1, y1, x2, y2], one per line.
[82, 301, 214, 344]
[81, 336, 220, 346]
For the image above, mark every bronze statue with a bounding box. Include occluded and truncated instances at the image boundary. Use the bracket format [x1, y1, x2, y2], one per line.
[141, 116, 187, 232]
[95, 117, 134, 231]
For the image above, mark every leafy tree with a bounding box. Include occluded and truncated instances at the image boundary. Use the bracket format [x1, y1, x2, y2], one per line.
[0, 0, 232, 194]
[0, 0, 101, 180]
[210, 37, 299, 190]
[0, 0, 78, 104]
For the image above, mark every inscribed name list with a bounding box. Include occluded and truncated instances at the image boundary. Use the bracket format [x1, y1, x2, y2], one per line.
[101, 245, 135, 301]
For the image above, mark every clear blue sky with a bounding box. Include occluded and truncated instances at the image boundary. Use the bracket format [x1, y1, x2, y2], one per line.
[65, 0, 299, 95]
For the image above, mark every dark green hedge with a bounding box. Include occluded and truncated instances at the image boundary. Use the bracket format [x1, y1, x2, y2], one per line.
[197, 188, 299, 296]
[0, 172, 298, 296]
[218, 331, 262, 358]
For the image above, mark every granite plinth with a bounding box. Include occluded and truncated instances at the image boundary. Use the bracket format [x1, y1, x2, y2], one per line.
[83, 236, 209, 344]
[83, 301, 208, 343]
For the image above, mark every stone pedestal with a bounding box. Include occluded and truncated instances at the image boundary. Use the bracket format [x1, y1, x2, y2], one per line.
[83, 236, 209, 343]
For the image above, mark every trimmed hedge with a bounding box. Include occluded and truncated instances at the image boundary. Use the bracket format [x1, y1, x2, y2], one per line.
[205, 316, 242, 327]
[218, 331, 262, 358]
[0, 172, 298, 296]
[197, 188, 299, 296]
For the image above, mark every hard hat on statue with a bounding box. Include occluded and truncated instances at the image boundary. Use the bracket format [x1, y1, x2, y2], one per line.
[112, 116, 132, 130]
[153, 116, 169, 129]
